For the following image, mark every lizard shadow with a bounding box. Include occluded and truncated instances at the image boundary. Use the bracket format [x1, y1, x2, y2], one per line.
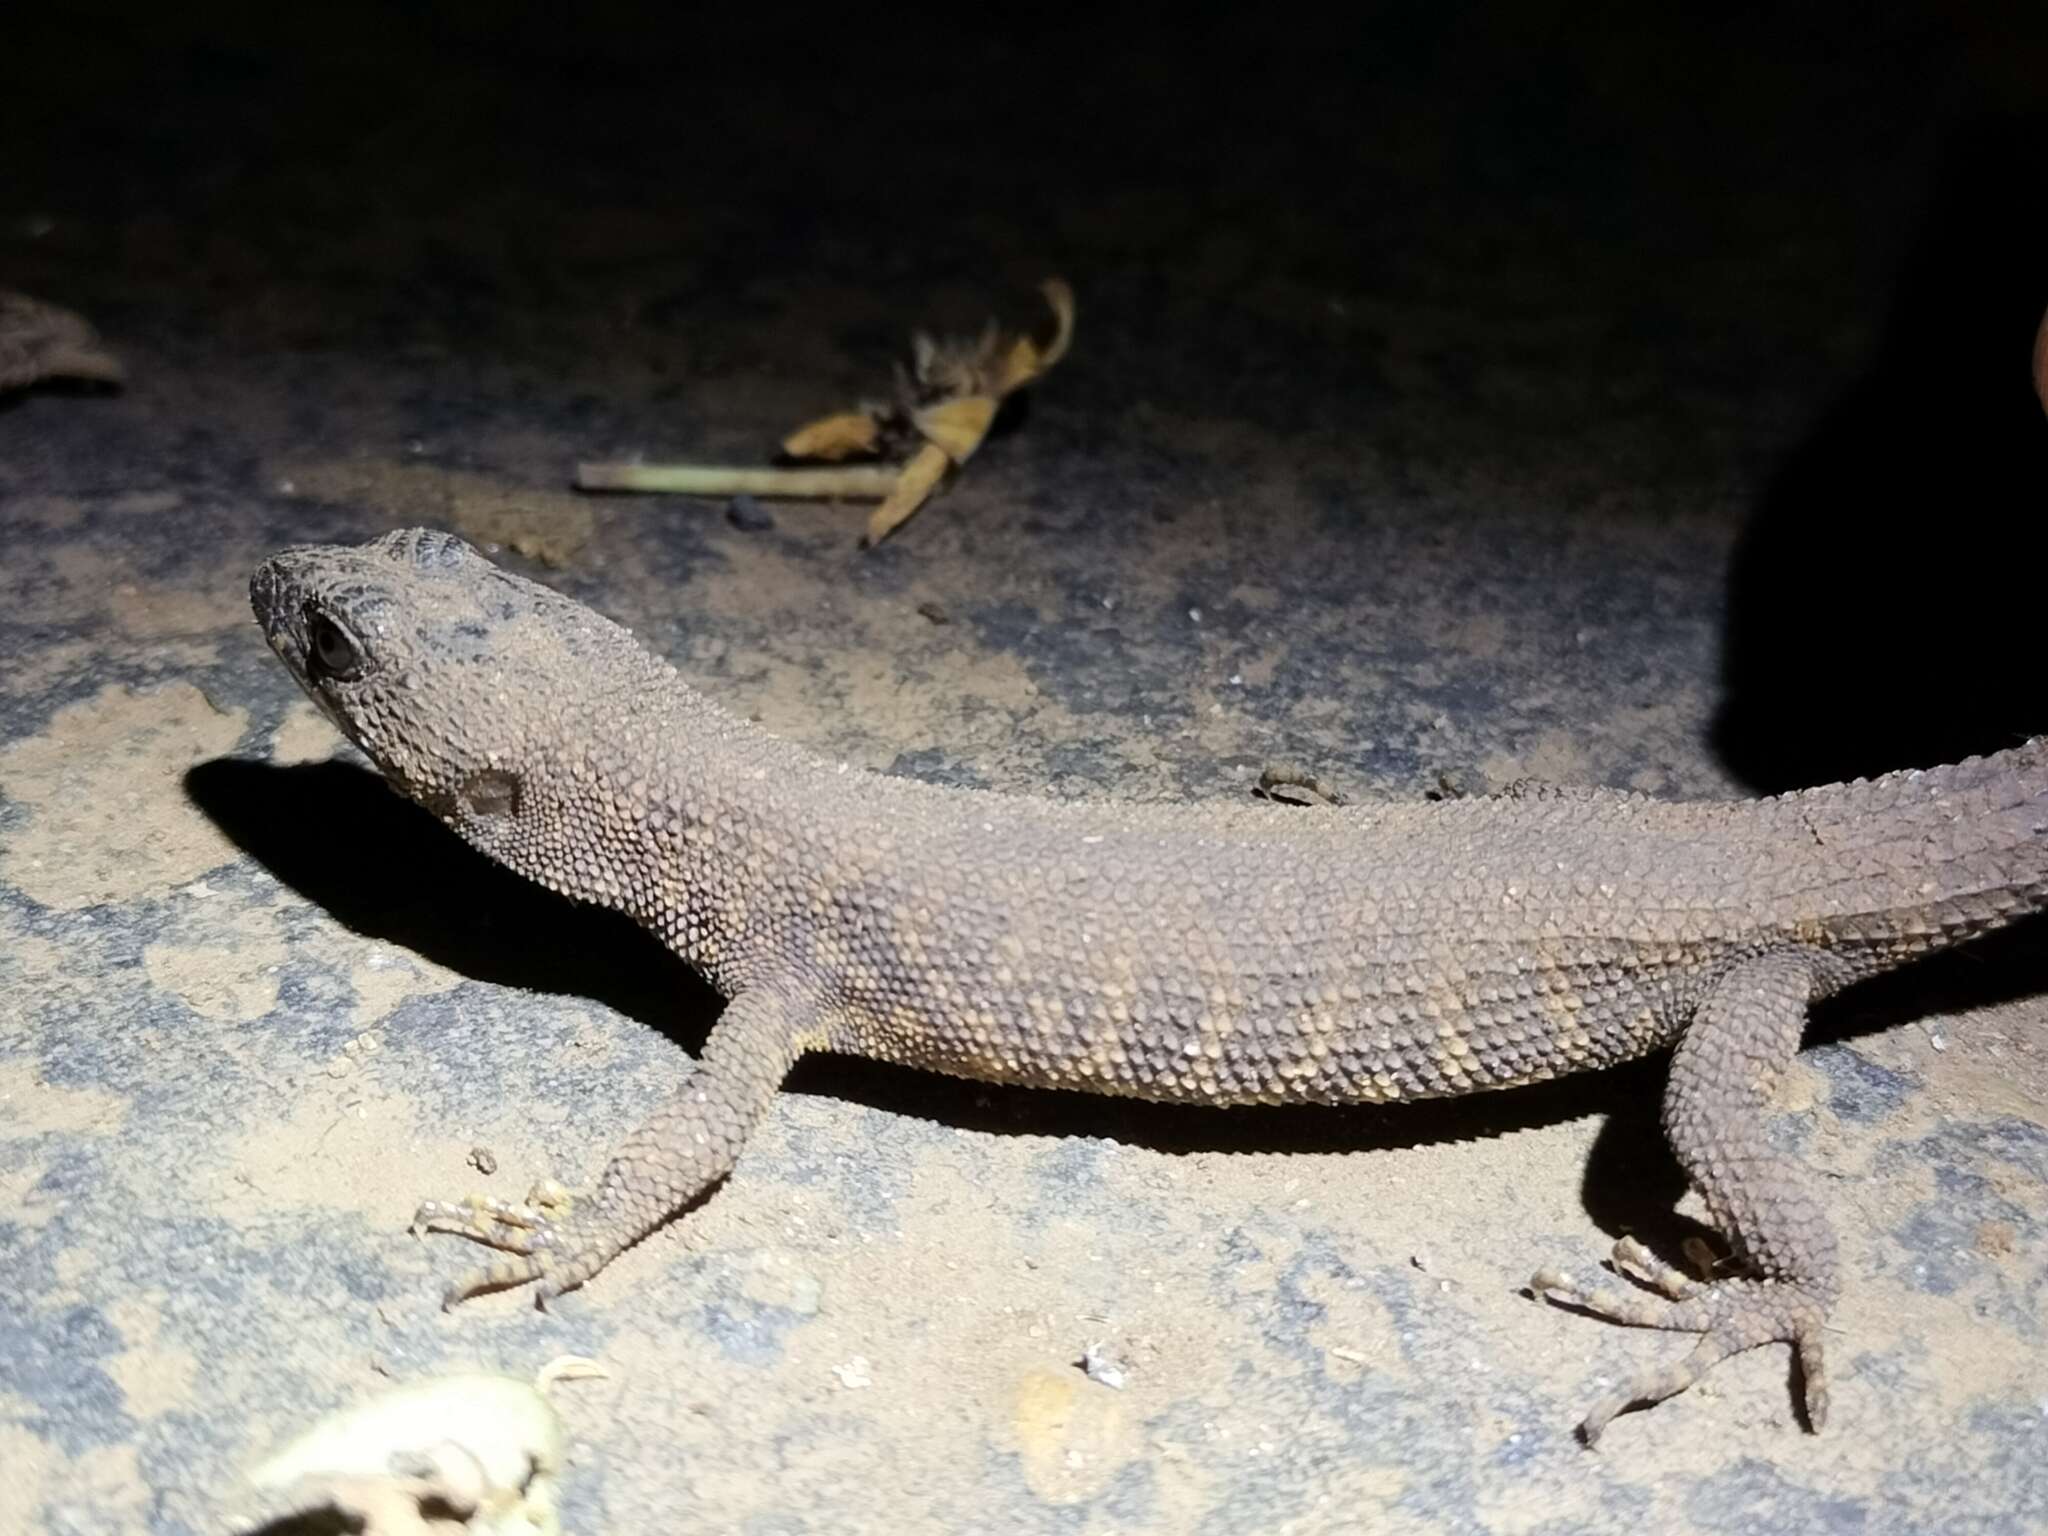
[187, 756, 703, 1033]
[1574, 923, 2048, 1270]
[0, 379, 125, 413]
[1713, 109, 2048, 792]
[187, 755, 2048, 1266]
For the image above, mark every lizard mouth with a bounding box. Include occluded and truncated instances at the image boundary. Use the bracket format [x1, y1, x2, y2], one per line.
[250, 553, 318, 684]
[248, 551, 370, 749]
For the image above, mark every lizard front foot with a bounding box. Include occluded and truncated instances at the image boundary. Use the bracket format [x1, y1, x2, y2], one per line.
[1531, 1236, 1830, 1443]
[411, 1178, 625, 1310]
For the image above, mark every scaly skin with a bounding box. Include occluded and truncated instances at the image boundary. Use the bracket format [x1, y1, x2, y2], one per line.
[251, 529, 2048, 1440]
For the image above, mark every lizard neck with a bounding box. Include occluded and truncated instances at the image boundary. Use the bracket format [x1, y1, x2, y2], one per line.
[521, 671, 836, 987]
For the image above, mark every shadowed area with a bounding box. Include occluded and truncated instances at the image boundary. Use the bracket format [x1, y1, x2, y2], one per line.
[1716, 112, 2048, 791]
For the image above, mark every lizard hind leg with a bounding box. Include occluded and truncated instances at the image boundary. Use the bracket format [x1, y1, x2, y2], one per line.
[412, 973, 828, 1308]
[1531, 950, 1839, 1442]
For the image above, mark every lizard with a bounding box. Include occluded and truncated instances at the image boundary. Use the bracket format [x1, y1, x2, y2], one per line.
[250, 527, 2048, 1442]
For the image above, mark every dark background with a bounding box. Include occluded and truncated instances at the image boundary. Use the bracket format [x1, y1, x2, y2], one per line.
[6, 0, 2046, 791]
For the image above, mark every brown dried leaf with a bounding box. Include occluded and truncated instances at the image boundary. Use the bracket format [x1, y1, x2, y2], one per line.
[0, 292, 125, 392]
[717, 278, 1080, 545]
[1032, 277, 1076, 374]
[913, 394, 998, 463]
[782, 409, 886, 461]
[863, 442, 953, 546]
[908, 280, 1076, 403]
[988, 277, 1076, 395]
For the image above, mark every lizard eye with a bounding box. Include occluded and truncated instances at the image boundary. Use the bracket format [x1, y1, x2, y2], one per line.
[307, 612, 365, 681]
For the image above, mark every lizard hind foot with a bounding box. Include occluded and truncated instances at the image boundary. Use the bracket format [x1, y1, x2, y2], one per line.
[1530, 1237, 1831, 1443]
[410, 1178, 609, 1309]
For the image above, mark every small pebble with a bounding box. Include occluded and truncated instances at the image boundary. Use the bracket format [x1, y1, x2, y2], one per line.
[1079, 1342, 1128, 1390]
[726, 494, 774, 532]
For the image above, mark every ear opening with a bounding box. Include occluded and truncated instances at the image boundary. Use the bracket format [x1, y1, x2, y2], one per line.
[461, 769, 522, 818]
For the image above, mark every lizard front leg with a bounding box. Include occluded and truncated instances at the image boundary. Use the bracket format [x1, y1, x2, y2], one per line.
[1533, 951, 1839, 1441]
[414, 972, 828, 1308]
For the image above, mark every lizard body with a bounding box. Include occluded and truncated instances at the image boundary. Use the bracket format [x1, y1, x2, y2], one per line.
[251, 529, 2048, 1440]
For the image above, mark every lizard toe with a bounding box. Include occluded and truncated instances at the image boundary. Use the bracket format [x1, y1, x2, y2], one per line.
[413, 1180, 605, 1306]
[440, 1253, 546, 1311]
[413, 1194, 546, 1251]
[1535, 1264, 1833, 1440]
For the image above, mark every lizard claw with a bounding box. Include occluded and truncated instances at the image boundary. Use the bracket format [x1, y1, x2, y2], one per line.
[410, 1179, 608, 1309]
[1531, 1239, 1831, 1442]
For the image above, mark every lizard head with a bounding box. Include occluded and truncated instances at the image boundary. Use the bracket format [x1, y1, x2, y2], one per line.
[249, 528, 662, 885]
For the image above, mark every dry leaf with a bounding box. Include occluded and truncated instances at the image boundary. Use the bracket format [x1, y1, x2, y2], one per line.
[906, 280, 1074, 406]
[848, 279, 1074, 543]
[248, 1371, 572, 1535]
[913, 394, 999, 463]
[1031, 278, 1076, 372]
[989, 278, 1075, 395]
[575, 278, 1074, 548]
[781, 409, 886, 461]
[864, 442, 953, 547]
[0, 292, 125, 392]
